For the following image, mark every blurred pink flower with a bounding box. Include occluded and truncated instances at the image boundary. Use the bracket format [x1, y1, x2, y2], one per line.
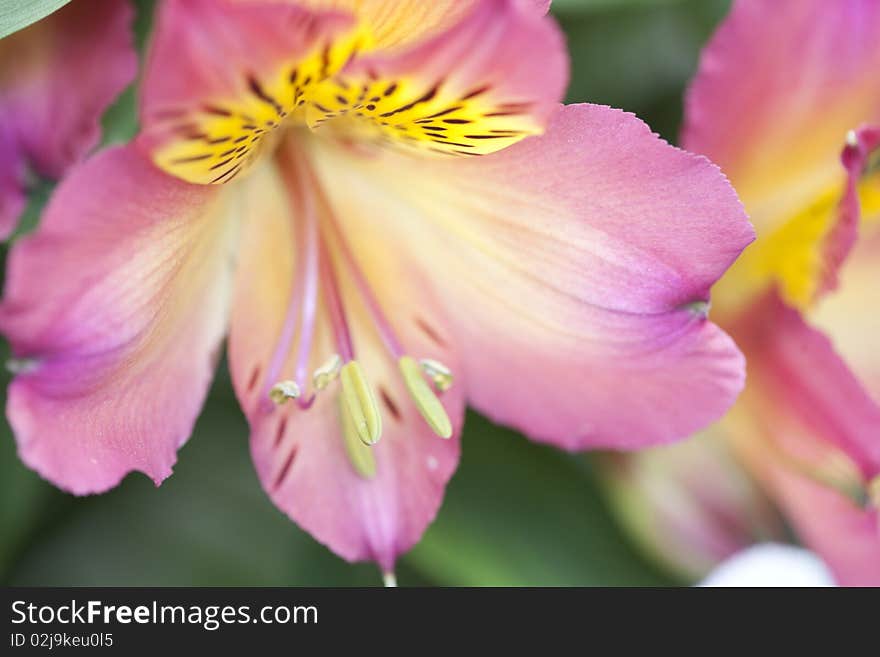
[0, 0, 137, 238]
[606, 0, 880, 585]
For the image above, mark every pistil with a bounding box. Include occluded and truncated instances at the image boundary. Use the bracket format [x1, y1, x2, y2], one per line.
[318, 234, 382, 445]
[321, 205, 404, 359]
[313, 168, 455, 439]
[264, 147, 322, 410]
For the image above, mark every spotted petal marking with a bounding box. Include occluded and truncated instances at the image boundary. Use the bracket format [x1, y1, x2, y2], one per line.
[307, 75, 538, 156]
[304, 0, 567, 157]
[149, 30, 367, 184]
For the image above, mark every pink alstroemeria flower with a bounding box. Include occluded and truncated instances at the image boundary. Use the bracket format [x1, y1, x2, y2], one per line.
[0, 0, 137, 238]
[0, 0, 753, 576]
[606, 0, 880, 586]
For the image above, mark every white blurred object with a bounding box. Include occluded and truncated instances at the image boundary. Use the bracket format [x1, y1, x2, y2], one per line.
[699, 544, 837, 587]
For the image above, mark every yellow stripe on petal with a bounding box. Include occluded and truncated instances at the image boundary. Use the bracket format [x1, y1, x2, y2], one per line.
[716, 164, 879, 316]
[151, 28, 369, 185]
[859, 169, 880, 225]
[752, 186, 840, 310]
[751, 161, 880, 310]
[307, 74, 542, 157]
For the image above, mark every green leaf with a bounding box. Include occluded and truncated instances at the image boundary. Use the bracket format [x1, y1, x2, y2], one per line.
[0, 0, 69, 39]
[553, 0, 680, 11]
[403, 414, 676, 586]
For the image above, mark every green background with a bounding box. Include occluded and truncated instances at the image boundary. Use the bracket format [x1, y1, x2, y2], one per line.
[0, 0, 732, 586]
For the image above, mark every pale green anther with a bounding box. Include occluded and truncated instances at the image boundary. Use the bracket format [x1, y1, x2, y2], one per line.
[339, 396, 376, 479]
[399, 356, 452, 439]
[419, 358, 454, 392]
[339, 360, 382, 445]
[312, 353, 342, 390]
[269, 380, 300, 405]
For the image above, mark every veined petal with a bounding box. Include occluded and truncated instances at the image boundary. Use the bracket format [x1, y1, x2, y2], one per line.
[228, 156, 464, 570]
[683, 0, 880, 315]
[732, 293, 880, 480]
[741, 126, 880, 311]
[307, 0, 568, 157]
[296, 0, 551, 48]
[732, 408, 880, 586]
[0, 146, 235, 494]
[139, 0, 359, 185]
[309, 104, 753, 450]
[766, 473, 880, 586]
[0, 0, 136, 238]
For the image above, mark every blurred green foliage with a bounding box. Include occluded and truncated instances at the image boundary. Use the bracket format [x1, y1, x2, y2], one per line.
[0, 0, 731, 586]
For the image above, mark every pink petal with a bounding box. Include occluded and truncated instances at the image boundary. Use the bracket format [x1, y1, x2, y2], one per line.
[734, 415, 880, 586]
[768, 468, 880, 586]
[683, 0, 880, 312]
[0, 0, 136, 237]
[733, 293, 880, 479]
[315, 0, 568, 156]
[683, 0, 880, 203]
[140, 0, 349, 117]
[138, 0, 355, 184]
[227, 160, 464, 571]
[0, 146, 234, 494]
[296, 0, 550, 47]
[816, 125, 880, 299]
[351, 0, 567, 118]
[308, 103, 753, 450]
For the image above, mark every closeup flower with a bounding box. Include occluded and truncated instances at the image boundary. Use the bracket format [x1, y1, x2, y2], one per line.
[0, 0, 136, 238]
[0, 0, 752, 576]
[605, 0, 880, 585]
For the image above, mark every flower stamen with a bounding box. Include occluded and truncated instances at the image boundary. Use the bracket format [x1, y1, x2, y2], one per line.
[419, 358, 454, 393]
[264, 146, 323, 411]
[312, 353, 342, 390]
[338, 394, 377, 479]
[309, 162, 456, 439]
[317, 226, 382, 445]
[399, 356, 452, 439]
[269, 380, 301, 405]
[320, 195, 404, 359]
[340, 360, 382, 446]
